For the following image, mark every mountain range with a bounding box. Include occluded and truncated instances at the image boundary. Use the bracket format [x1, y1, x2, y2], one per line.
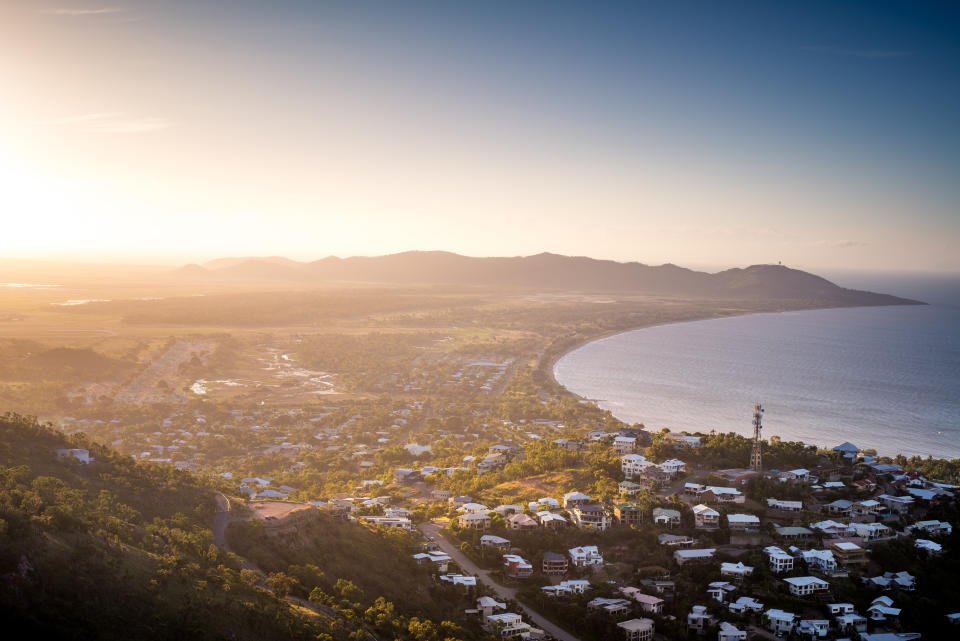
[171, 251, 921, 305]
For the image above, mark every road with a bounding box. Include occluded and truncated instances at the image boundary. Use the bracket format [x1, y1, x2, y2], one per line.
[213, 492, 232, 547]
[418, 521, 582, 641]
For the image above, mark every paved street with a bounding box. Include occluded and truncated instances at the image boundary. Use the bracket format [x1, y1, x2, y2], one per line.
[418, 521, 582, 641]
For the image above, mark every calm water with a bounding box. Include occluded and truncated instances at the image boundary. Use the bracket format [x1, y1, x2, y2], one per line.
[554, 304, 960, 458]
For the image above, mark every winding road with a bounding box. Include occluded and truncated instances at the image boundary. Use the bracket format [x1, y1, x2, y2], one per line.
[418, 520, 582, 641]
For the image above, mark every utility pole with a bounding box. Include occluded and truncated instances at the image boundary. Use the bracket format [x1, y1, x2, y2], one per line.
[750, 404, 764, 472]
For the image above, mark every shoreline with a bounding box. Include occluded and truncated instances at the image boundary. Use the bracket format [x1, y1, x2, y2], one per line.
[544, 302, 954, 459]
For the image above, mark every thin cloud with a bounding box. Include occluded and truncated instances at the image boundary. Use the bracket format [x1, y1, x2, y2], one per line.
[40, 7, 126, 17]
[815, 239, 867, 249]
[804, 46, 913, 59]
[54, 112, 174, 134]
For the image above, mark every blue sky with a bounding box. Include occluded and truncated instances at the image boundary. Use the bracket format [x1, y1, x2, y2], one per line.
[1, 1, 958, 272]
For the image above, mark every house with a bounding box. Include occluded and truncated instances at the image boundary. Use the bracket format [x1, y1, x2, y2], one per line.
[811, 520, 855, 537]
[506, 513, 539, 530]
[431, 489, 452, 501]
[494, 504, 524, 516]
[909, 519, 952, 536]
[659, 458, 686, 476]
[774, 525, 816, 542]
[55, 448, 92, 464]
[665, 433, 701, 448]
[542, 551, 568, 576]
[621, 453, 653, 479]
[797, 619, 830, 638]
[916, 538, 943, 553]
[765, 546, 795, 573]
[864, 571, 916, 591]
[767, 498, 803, 512]
[700, 486, 745, 504]
[720, 562, 754, 581]
[614, 503, 645, 528]
[877, 494, 914, 514]
[659, 533, 695, 547]
[868, 596, 901, 622]
[459, 502, 491, 514]
[361, 515, 414, 531]
[484, 613, 541, 639]
[558, 579, 591, 593]
[726, 513, 760, 531]
[503, 554, 533, 579]
[674, 548, 716, 566]
[823, 499, 853, 516]
[570, 504, 612, 531]
[393, 468, 419, 483]
[784, 576, 830, 597]
[440, 573, 476, 587]
[851, 499, 880, 519]
[729, 596, 764, 614]
[588, 597, 632, 616]
[693, 504, 720, 529]
[412, 551, 452, 571]
[620, 587, 664, 614]
[458, 513, 491, 529]
[475, 595, 507, 620]
[652, 507, 682, 529]
[779, 468, 813, 483]
[835, 612, 868, 634]
[833, 442, 859, 459]
[707, 581, 737, 602]
[481, 535, 511, 551]
[613, 436, 638, 454]
[687, 605, 713, 635]
[449, 495, 473, 508]
[563, 491, 592, 509]
[569, 545, 603, 567]
[537, 511, 568, 529]
[619, 480, 644, 496]
[617, 618, 654, 641]
[715, 468, 760, 486]
[718, 622, 747, 641]
[851, 522, 893, 541]
[801, 549, 838, 574]
[830, 541, 867, 567]
[765, 609, 796, 636]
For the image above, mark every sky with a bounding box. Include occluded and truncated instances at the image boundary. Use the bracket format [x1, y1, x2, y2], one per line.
[1, 0, 958, 273]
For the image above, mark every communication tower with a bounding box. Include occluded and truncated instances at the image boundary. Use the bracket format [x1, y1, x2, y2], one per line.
[750, 404, 764, 472]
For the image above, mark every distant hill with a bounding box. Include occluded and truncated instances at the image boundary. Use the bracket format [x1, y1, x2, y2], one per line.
[172, 251, 922, 306]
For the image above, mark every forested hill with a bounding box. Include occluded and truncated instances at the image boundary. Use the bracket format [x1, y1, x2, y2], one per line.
[175, 252, 921, 305]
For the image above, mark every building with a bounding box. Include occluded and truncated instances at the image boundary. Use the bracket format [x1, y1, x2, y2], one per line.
[537, 511, 568, 529]
[767, 498, 803, 512]
[563, 491, 592, 509]
[569, 545, 604, 567]
[659, 458, 686, 476]
[715, 468, 760, 486]
[720, 562, 754, 581]
[621, 454, 653, 479]
[674, 548, 716, 566]
[54, 448, 92, 464]
[687, 605, 713, 635]
[765, 546, 795, 573]
[619, 480, 644, 496]
[620, 587, 664, 614]
[851, 522, 893, 541]
[484, 613, 541, 639]
[665, 433, 701, 448]
[693, 504, 720, 529]
[503, 554, 533, 579]
[908, 519, 953, 536]
[801, 549, 838, 574]
[570, 504, 612, 531]
[588, 597, 632, 616]
[652, 507, 682, 529]
[613, 436, 638, 454]
[765, 609, 796, 636]
[542, 551, 568, 576]
[506, 513, 539, 530]
[784, 576, 830, 597]
[707, 581, 737, 602]
[718, 622, 747, 641]
[797, 619, 830, 638]
[614, 503, 645, 528]
[830, 541, 867, 567]
[729, 596, 764, 614]
[617, 618, 654, 641]
[481, 535, 511, 551]
[458, 513, 491, 529]
[726, 513, 760, 531]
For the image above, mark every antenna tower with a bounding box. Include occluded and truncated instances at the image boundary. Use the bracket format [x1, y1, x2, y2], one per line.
[750, 404, 764, 472]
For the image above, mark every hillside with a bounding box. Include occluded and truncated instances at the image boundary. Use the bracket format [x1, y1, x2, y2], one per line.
[172, 251, 922, 305]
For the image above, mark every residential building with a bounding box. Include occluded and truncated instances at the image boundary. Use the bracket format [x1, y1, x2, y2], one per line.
[458, 513, 491, 529]
[707, 581, 737, 602]
[729, 596, 764, 614]
[784, 576, 830, 597]
[718, 622, 747, 641]
[505, 513, 539, 530]
[621, 453, 652, 479]
[659, 458, 686, 476]
[765, 546, 794, 573]
[617, 618, 654, 641]
[693, 504, 720, 529]
[765, 609, 796, 636]
[797, 619, 830, 638]
[569, 545, 603, 567]
[715, 468, 760, 486]
[801, 549, 838, 574]
[909, 519, 952, 536]
[619, 480, 644, 496]
[665, 433, 701, 448]
[480, 535, 511, 551]
[767, 498, 803, 512]
[830, 541, 867, 567]
[614, 503, 645, 528]
[570, 504, 612, 531]
[674, 548, 716, 566]
[620, 587, 664, 614]
[503, 554, 533, 579]
[541, 551, 568, 575]
[54, 448, 92, 464]
[851, 522, 893, 541]
[588, 597, 632, 616]
[484, 613, 540, 639]
[537, 511, 568, 529]
[563, 491, 592, 509]
[720, 562, 753, 581]
[726, 513, 760, 531]
[687, 605, 713, 635]
[613, 436, 638, 454]
[652, 507, 681, 529]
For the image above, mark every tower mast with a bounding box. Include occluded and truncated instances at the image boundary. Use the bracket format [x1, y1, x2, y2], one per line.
[750, 404, 764, 472]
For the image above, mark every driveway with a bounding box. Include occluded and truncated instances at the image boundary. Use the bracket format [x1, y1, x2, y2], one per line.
[419, 521, 582, 641]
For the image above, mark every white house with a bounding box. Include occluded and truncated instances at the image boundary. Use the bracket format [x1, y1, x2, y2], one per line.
[729, 596, 764, 614]
[619, 587, 664, 614]
[659, 458, 686, 476]
[784, 576, 830, 597]
[767, 498, 803, 511]
[569, 545, 603, 567]
[55, 448, 92, 464]
[720, 562, 754, 581]
[718, 621, 747, 641]
[613, 436, 638, 454]
[797, 619, 830, 638]
[674, 548, 716, 566]
[617, 618, 654, 641]
[726, 513, 760, 531]
[707, 581, 737, 603]
[802, 549, 838, 574]
[481, 535, 511, 551]
[765, 609, 796, 636]
[563, 491, 592, 508]
[621, 453, 653, 479]
[687, 605, 713, 635]
[693, 504, 720, 529]
[765, 546, 794, 573]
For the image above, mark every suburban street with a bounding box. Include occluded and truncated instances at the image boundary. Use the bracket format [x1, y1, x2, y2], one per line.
[418, 520, 583, 641]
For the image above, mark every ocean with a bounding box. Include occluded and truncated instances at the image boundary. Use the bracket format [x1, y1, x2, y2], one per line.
[554, 301, 960, 459]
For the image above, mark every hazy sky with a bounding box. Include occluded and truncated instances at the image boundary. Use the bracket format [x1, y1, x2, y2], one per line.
[2, 1, 958, 273]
